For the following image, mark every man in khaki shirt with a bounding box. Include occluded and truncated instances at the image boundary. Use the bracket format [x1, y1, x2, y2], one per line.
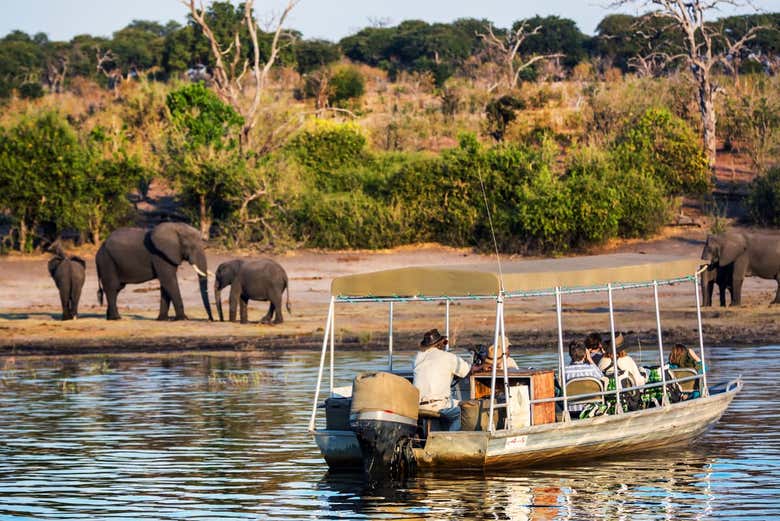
[412, 329, 471, 431]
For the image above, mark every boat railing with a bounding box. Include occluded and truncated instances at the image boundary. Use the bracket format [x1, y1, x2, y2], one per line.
[528, 373, 704, 408]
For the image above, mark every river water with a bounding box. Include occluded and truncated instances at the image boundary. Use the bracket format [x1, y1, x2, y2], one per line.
[0, 345, 777, 520]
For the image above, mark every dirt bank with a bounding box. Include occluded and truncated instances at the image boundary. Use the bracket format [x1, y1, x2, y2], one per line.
[1, 227, 778, 357]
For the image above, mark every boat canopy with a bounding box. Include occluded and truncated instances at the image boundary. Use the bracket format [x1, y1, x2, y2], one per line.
[330, 253, 703, 299]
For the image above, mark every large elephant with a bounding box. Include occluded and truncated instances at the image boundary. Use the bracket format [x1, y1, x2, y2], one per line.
[701, 262, 734, 307]
[214, 259, 291, 324]
[701, 230, 780, 306]
[95, 222, 214, 321]
[47, 242, 86, 320]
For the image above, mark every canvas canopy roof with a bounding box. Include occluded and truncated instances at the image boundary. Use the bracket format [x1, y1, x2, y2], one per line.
[330, 253, 703, 298]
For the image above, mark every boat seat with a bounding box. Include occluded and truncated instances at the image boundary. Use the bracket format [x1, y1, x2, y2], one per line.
[566, 377, 605, 411]
[669, 368, 699, 392]
[418, 408, 442, 437]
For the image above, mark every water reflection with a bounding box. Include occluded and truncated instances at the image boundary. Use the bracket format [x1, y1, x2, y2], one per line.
[0, 346, 777, 520]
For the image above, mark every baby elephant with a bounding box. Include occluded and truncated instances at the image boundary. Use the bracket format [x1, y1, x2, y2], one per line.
[214, 259, 292, 324]
[47, 243, 86, 320]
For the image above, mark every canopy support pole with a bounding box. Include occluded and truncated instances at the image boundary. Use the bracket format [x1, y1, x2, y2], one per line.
[388, 302, 394, 371]
[330, 299, 335, 395]
[487, 297, 503, 431]
[607, 283, 622, 414]
[499, 300, 512, 429]
[309, 297, 334, 431]
[555, 287, 569, 422]
[653, 281, 669, 406]
[445, 300, 451, 351]
[694, 277, 709, 396]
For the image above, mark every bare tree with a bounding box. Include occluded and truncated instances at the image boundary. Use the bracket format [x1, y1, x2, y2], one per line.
[45, 54, 68, 93]
[95, 47, 124, 94]
[182, 0, 299, 146]
[477, 22, 564, 91]
[611, 0, 766, 167]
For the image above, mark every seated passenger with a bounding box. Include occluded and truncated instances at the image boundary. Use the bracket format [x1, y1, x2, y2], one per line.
[584, 332, 606, 366]
[413, 328, 471, 431]
[669, 343, 702, 371]
[564, 342, 603, 382]
[564, 342, 603, 418]
[598, 335, 646, 387]
[483, 336, 520, 371]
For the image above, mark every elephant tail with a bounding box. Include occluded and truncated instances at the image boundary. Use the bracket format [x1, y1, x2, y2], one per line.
[97, 279, 104, 306]
[285, 280, 292, 315]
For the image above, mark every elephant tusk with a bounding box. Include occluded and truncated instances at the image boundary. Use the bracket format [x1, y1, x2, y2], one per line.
[208, 270, 215, 277]
[192, 264, 208, 278]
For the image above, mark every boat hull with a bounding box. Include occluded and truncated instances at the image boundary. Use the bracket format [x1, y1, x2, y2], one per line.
[314, 379, 741, 471]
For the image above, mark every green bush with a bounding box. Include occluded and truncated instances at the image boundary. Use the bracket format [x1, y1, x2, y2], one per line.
[613, 107, 710, 196]
[747, 166, 780, 227]
[287, 120, 369, 187]
[328, 66, 365, 107]
[565, 148, 622, 246]
[611, 168, 670, 238]
[293, 190, 399, 249]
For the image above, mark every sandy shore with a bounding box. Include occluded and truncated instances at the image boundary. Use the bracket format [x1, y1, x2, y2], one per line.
[1, 227, 778, 357]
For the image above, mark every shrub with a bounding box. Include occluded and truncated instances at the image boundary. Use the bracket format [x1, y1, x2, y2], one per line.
[514, 170, 574, 254]
[328, 66, 365, 107]
[293, 190, 399, 249]
[287, 120, 369, 188]
[565, 148, 622, 246]
[747, 166, 780, 227]
[610, 168, 670, 238]
[613, 107, 710, 196]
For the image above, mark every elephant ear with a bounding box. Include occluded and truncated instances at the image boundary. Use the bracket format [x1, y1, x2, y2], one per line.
[70, 256, 87, 269]
[719, 233, 748, 266]
[47, 257, 62, 278]
[150, 223, 183, 265]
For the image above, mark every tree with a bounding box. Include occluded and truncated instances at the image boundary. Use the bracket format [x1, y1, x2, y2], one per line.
[182, 0, 299, 146]
[0, 112, 86, 251]
[165, 83, 253, 239]
[477, 21, 564, 91]
[610, 1, 767, 167]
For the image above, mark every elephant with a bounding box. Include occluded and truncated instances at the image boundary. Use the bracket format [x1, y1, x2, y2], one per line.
[214, 259, 291, 324]
[701, 262, 734, 307]
[95, 222, 214, 321]
[47, 242, 86, 320]
[701, 230, 780, 306]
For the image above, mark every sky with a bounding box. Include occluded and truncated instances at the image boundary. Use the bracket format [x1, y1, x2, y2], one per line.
[2, 0, 780, 42]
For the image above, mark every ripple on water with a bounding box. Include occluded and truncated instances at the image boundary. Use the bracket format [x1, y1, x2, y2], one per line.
[0, 346, 778, 520]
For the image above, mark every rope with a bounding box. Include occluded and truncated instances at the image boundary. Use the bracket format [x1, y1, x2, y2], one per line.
[476, 167, 505, 293]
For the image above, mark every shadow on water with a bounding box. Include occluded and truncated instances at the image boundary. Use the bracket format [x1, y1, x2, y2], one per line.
[0, 346, 777, 520]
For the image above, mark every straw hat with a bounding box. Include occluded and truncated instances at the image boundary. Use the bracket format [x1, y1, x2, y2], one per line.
[487, 336, 511, 362]
[604, 332, 625, 350]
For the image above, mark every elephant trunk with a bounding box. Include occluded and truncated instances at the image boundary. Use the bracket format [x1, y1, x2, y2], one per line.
[192, 251, 213, 322]
[215, 279, 224, 322]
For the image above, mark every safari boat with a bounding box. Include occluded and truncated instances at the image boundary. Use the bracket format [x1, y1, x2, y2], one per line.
[308, 254, 742, 474]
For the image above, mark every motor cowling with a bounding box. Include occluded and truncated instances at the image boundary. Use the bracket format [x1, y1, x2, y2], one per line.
[350, 372, 419, 483]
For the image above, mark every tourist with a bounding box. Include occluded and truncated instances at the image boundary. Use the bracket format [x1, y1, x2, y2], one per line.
[598, 334, 646, 387]
[412, 328, 471, 431]
[584, 332, 606, 365]
[669, 343, 702, 371]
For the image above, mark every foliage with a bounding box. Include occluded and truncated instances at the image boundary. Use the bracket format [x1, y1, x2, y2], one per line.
[613, 108, 710, 196]
[747, 167, 780, 227]
[287, 120, 368, 180]
[165, 82, 243, 149]
[485, 95, 525, 141]
[328, 66, 366, 107]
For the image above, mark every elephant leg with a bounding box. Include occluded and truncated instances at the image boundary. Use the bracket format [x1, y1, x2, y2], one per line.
[71, 281, 83, 319]
[260, 302, 274, 325]
[59, 284, 73, 320]
[158, 265, 187, 320]
[157, 288, 172, 321]
[105, 286, 121, 320]
[229, 283, 241, 322]
[240, 296, 249, 324]
[704, 280, 714, 307]
[773, 277, 780, 305]
[718, 284, 727, 307]
[271, 293, 284, 324]
[732, 278, 744, 306]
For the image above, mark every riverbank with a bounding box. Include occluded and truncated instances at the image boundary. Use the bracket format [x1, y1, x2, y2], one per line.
[1, 228, 778, 357]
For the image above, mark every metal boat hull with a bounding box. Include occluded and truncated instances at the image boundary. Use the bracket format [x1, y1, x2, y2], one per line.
[314, 379, 741, 471]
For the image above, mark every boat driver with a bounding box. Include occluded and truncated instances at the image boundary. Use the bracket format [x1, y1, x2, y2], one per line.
[413, 328, 471, 431]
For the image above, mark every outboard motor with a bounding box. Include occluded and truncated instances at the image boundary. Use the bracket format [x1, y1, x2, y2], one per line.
[350, 372, 419, 484]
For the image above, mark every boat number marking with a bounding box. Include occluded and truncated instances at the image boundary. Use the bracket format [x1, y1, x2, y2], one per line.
[505, 436, 528, 449]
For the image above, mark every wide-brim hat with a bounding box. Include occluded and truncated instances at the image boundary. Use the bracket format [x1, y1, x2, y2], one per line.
[605, 332, 624, 349]
[420, 328, 448, 348]
[487, 336, 511, 361]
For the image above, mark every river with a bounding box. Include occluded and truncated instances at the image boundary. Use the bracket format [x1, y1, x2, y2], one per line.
[0, 345, 777, 520]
